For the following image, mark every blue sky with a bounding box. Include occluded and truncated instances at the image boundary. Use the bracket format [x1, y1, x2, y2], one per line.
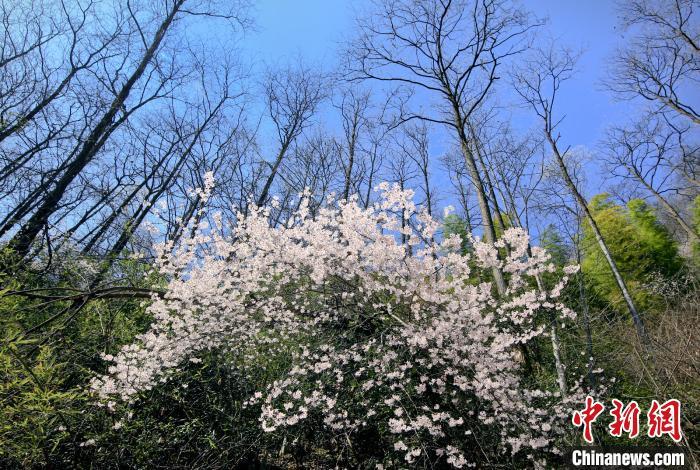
[241, 0, 633, 151]
[232, 0, 688, 218]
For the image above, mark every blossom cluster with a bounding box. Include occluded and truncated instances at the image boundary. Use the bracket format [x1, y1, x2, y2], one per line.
[91, 182, 585, 467]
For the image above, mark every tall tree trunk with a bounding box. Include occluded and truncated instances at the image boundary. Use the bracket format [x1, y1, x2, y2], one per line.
[469, 126, 513, 263]
[343, 136, 356, 201]
[575, 238, 596, 389]
[548, 308, 568, 396]
[363, 144, 380, 209]
[455, 121, 506, 296]
[0, 156, 75, 239]
[257, 141, 290, 207]
[546, 132, 650, 347]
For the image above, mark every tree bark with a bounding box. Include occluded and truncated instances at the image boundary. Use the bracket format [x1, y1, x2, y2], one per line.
[575, 240, 596, 389]
[454, 116, 506, 296]
[343, 138, 356, 201]
[257, 141, 290, 207]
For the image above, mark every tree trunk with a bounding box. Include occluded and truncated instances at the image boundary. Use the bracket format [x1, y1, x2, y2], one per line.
[7, 0, 186, 259]
[456, 127, 507, 296]
[630, 166, 700, 243]
[257, 141, 290, 207]
[469, 126, 511, 257]
[575, 239, 596, 389]
[343, 135, 356, 201]
[549, 313, 568, 396]
[546, 132, 650, 347]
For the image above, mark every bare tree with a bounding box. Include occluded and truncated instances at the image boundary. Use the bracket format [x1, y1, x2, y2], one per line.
[395, 122, 435, 218]
[513, 46, 651, 347]
[3, 0, 249, 261]
[466, 117, 511, 237]
[487, 126, 544, 234]
[274, 131, 342, 223]
[256, 62, 325, 207]
[604, 114, 699, 244]
[0, 0, 119, 147]
[349, 0, 540, 295]
[359, 92, 395, 208]
[335, 86, 372, 200]
[610, 0, 700, 124]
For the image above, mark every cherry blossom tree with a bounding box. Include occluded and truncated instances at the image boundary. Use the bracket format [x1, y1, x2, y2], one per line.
[91, 179, 589, 467]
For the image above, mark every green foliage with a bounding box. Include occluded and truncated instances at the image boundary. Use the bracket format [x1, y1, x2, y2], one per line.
[0, 249, 158, 468]
[442, 214, 470, 254]
[582, 194, 684, 312]
[692, 195, 700, 265]
[0, 344, 82, 467]
[539, 224, 570, 266]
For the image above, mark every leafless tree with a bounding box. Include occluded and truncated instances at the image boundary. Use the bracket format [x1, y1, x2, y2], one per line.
[487, 126, 545, 234]
[256, 62, 326, 207]
[93, 57, 246, 280]
[604, 114, 700, 244]
[465, 115, 511, 236]
[335, 86, 372, 200]
[610, 0, 700, 124]
[1, 0, 249, 261]
[0, 0, 121, 150]
[513, 45, 651, 347]
[395, 122, 435, 217]
[358, 91, 395, 208]
[273, 131, 342, 223]
[349, 0, 541, 294]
